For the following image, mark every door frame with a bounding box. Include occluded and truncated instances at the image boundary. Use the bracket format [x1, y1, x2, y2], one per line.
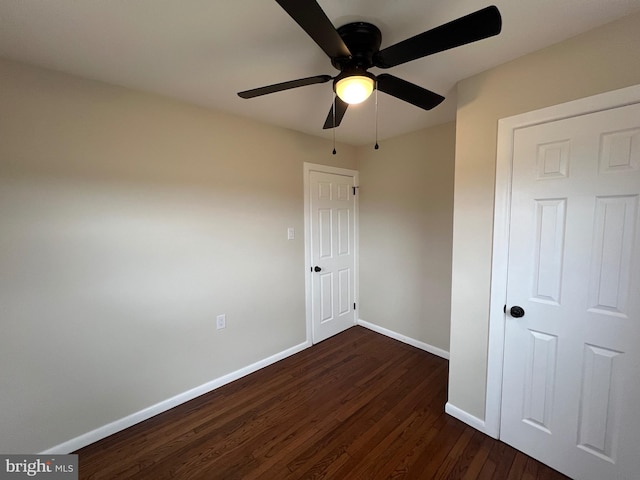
[303, 162, 359, 344]
[485, 84, 640, 439]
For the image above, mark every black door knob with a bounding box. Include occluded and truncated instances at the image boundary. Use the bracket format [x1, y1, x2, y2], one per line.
[510, 306, 525, 318]
[314, 266, 322, 272]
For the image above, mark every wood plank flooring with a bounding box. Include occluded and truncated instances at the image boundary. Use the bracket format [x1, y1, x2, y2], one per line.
[75, 326, 570, 479]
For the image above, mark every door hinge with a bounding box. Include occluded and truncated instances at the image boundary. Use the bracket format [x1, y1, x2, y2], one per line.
[354, 302, 356, 310]
[352, 186, 359, 195]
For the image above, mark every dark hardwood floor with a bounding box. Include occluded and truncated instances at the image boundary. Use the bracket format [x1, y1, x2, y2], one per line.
[75, 326, 570, 479]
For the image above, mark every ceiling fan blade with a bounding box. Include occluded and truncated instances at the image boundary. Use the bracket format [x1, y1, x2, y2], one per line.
[376, 74, 444, 110]
[323, 97, 349, 129]
[374, 5, 502, 68]
[238, 75, 332, 99]
[275, 0, 351, 59]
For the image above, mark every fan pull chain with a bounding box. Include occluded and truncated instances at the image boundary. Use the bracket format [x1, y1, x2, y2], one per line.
[332, 93, 337, 155]
[374, 81, 379, 150]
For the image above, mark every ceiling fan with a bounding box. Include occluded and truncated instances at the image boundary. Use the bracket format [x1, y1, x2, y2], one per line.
[238, 1, 502, 130]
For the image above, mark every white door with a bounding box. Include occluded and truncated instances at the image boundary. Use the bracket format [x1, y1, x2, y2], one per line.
[500, 103, 640, 479]
[308, 170, 356, 343]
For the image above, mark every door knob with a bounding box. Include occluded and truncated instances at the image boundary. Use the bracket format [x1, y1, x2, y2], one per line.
[314, 266, 322, 272]
[510, 306, 525, 318]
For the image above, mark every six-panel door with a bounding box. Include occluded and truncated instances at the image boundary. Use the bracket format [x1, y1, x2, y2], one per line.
[501, 103, 640, 480]
[310, 171, 356, 343]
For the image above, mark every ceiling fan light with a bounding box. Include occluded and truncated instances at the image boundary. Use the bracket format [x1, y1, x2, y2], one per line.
[335, 75, 375, 104]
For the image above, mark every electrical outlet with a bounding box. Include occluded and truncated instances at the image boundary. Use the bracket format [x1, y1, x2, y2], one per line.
[216, 314, 226, 330]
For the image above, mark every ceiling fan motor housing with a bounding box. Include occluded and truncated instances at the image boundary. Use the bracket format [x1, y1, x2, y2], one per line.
[331, 22, 382, 71]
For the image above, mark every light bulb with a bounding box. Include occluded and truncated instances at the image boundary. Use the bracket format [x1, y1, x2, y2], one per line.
[335, 75, 375, 104]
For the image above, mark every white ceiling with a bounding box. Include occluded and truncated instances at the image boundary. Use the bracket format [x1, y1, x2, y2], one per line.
[1, 0, 639, 145]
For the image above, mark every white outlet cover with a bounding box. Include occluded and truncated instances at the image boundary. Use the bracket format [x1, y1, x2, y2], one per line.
[216, 314, 226, 329]
[287, 227, 295, 240]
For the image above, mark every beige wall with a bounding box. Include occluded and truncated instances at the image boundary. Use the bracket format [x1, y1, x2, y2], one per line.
[0, 58, 356, 453]
[449, 11, 640, 419]
[357, 122, 455, 352]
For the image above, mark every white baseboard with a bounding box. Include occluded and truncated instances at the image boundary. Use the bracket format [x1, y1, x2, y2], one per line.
[41, 340, 311, 454]
[445, 402, 497, 438]
[42, 321, 454, 454]
[357, 319, 450, 360]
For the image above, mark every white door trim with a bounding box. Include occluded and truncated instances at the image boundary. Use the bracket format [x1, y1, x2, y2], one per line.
[303, 162, 359, 344]
[485, 84, 640, 439]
